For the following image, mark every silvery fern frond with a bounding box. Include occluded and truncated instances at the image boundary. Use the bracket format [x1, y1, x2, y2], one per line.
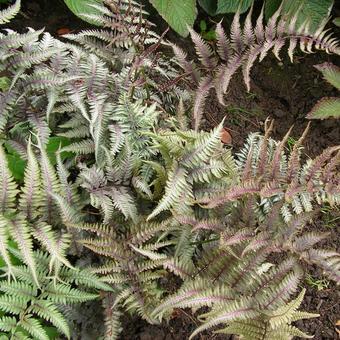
[0, 0, 20, 24]
[0, 144, 18, 213]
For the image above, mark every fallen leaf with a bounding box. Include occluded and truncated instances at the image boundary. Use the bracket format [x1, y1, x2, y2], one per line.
[57, 28, 72, 36]
[221, 128, 232, 144]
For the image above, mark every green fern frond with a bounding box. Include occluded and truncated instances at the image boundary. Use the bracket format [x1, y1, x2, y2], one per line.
[30, 300, 71, 339]
[306, 97, 340, 120]
[314, 62, 340, 90]
[148, 163, 193, 220]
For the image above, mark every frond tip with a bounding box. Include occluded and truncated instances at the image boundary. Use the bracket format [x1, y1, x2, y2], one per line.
[0, 0, 21, 24]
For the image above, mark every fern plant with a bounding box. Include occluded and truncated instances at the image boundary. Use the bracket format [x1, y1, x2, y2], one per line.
[171, 5, 340, 129]
[147, 122, 339, 338]
[0, 0, 339, 339]
[61, 118, 339, 338]
[0, 246, 108, 340]
[0, 140, 111, 339]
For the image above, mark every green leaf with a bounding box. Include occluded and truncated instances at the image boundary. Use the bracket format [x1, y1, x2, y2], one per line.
[279, 0, 333, 33]
[6, 153, 26, 181]
[216, 0, 253, 14]
[0, 77, 10, 92]
[43, 327, 58, 339]
[314, 63, 340, 91]
[200, 20, 207, 32]
[307, 97, 340, 120]
[264, 0, 282, 20]
[333, 17, 340, 27]
[202, 30, 216, 41]
[64, 0, 103, 25]
[150, 0, 197, 37]
[46, 136, 73, 165]
[198, 0, 218, 16]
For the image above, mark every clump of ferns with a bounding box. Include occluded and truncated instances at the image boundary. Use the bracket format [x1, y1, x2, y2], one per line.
[146, 123, 339, 339]
[63, 0, 187, 110]
[171, 4, 340, 130]
[0, 138, 111, 339]
[66, 119, 339, 338]
[0, 1, 186, 150]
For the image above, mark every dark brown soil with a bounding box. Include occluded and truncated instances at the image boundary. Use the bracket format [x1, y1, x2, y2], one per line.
[3, 1, 339, 339]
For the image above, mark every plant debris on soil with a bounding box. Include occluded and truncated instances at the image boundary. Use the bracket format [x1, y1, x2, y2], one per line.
[3, 1, 339, 339]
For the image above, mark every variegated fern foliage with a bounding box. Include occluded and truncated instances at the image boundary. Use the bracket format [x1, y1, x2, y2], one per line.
[0, 141, 112, 339]
[0, 0, 340, 340]
[60, 119, 340, 339]
[171, 4, 340, 130]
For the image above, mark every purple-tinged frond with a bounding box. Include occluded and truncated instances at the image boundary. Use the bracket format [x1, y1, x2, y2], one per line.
[272, 38, 285, 60]
[280, 212, 315, 241]
[263, 269, 302, 309]
[242, 144, 254, 181]
[205, 181, 260, 208]
[0, 217, 15, 280]
[284, 180, 302, 202]
[259, 40, 275, 62]
[254, 6, 265, 43]
[287, 37, 298, 62]
[171, 43, 200, 84]
[230, 9, 243, 52]
[221, 228, 254, 247]
[19, 140, 41, 221]
[193, 76, 213, 131]
[291, 232, 330, 253]
[262, 201, 284, 231]
[216, 21, 231, 61]
[260, 181, 283, 198]
[192, 219, 223, 232]
[287, 11, 299, 35]
[242, 44, 262, 92]
[241, 233, 269, 257]
[0, 144, 18, 214]
[164, 259, 195, 279]
[251, 258, 297, 296]
[176, 215, 222, 231]
[243, 5, 254, 46]
[323, 150, 340, 184]
[175, 215, 198, 226]
[256, 119, 274, 177]
[214, 65, 227, 105]
[224, 54, 244, 95]
[270, 126, 293, 182]
[189, 300, 257, 340]
[28, 113, 51, 146]
[287, 123, 310, 182]
[188, 27, 217, 69]
[7, 214, 39, 287]
[301, 249, 340, 282]
[265, 2, 282, 42]
[304, 146, 339, 185]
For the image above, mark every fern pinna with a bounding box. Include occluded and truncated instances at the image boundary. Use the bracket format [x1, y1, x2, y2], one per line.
[172, 5, 340, 129]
